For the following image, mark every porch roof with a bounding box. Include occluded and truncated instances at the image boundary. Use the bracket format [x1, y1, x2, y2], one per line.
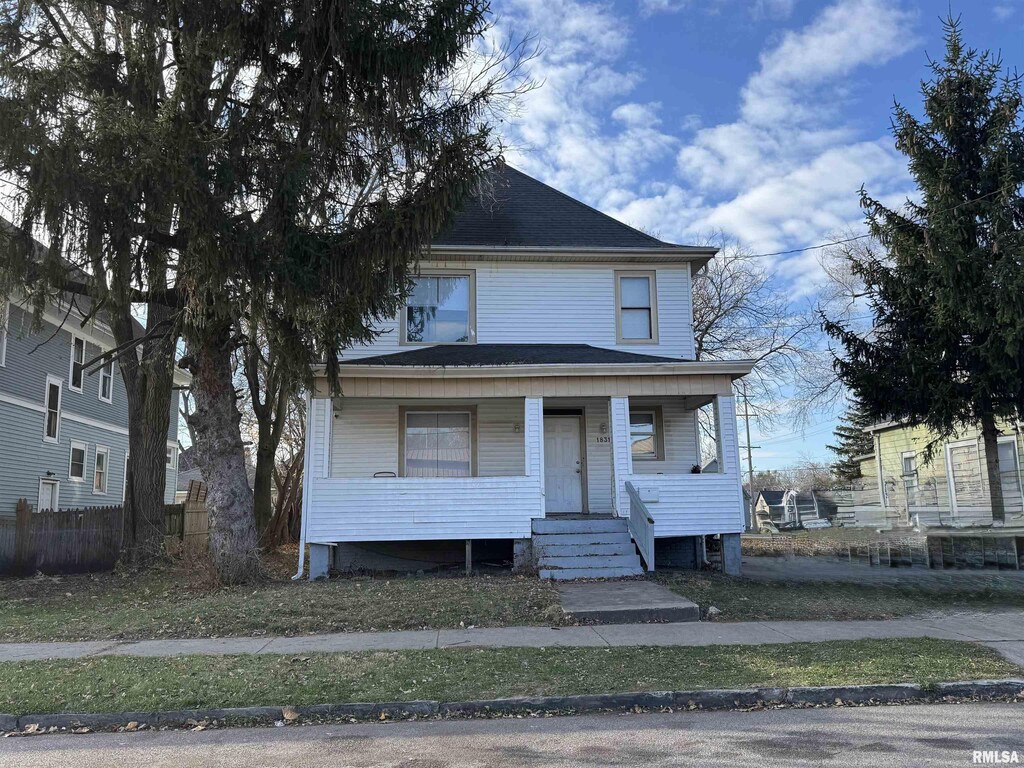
[343, 344, 687, 367]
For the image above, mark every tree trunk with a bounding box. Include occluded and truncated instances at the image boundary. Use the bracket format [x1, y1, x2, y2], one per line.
[253, 440, 276, 536]
[113, 302, 176, 566]
[979, 411, 1006, 523]
[187, 325, 260, 583]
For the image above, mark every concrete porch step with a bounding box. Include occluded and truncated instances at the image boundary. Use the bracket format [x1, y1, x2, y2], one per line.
[538, 553, 643, 570]
[532, 532, 633, 547]
[534, 542, 635, 558]
[532, 518, 627, 535]
[539, 566, 644, 580]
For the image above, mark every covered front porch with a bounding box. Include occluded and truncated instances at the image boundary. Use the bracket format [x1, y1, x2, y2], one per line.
[299, 360, 751, 579]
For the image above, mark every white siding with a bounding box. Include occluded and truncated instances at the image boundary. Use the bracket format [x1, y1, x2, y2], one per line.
[330, 398, 526, 477]
[342, 261, 695, 360]
[306, 476, 542, 542]
[617, 394, 745, 535]
[305, 391, 745, 543]
[628, 475, 746, 536]
[631, 397, 699, 475]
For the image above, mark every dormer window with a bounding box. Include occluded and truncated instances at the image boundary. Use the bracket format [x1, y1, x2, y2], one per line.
[403, 271, 475, 344]
[616, 270, 659, 343]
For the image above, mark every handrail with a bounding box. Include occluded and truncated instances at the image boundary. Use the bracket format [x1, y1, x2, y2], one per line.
[625, 481, 655, 571]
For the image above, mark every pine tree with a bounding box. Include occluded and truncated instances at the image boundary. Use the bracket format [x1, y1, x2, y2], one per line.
[824, 18, 1024, 520]
[0, 1, 525, 581]
[827, 399, 874, 482]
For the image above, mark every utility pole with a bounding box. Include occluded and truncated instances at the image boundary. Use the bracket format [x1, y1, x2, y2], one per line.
[741, 381, 756, 531]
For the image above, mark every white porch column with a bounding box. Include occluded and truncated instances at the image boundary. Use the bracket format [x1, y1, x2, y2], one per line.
[715, 393, 745, 530]
[524, 397, 544, 516]
[610, 396, 632, 516]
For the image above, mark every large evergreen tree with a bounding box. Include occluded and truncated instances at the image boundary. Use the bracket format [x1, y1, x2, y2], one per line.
[824, 18, 1024, 520]
[0, 1, 522, 581]
[827, 399, 874, 482]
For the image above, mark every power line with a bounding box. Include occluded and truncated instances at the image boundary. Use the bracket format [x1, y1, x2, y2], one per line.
[729, 184, 1016, 262]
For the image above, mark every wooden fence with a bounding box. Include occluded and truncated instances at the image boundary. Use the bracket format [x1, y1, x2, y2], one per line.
[1, 498, 209, 576]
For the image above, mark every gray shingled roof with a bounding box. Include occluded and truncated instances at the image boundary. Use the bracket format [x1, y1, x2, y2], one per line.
[343, 344, 688, 367]
[433, 165, 706, 251]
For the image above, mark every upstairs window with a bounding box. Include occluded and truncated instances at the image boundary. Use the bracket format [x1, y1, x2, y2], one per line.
[98, 360, 113, 403]
[69, 335, 85, 392]
[616, 271, 658, 343]
[0, 296, 8, 367]
[44, 376, 62, 442]
[403, 273, 474, 344]
[166, 445, 178, 470]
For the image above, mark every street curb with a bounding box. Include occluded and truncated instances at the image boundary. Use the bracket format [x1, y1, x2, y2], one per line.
[4, 679, 1023, 734]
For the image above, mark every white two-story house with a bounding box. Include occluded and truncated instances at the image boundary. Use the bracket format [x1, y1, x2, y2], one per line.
[298, 166, 753, 580]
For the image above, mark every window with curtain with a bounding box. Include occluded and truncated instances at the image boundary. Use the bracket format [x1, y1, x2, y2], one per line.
[405, 274, 472, 343]
[93, 447, 108, 494]
[69, 441, 87, 481]
[404, 412, 472, 477]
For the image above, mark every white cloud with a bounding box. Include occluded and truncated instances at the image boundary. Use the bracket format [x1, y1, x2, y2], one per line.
[494, 0, 920, 289]
[669, 0, 920, 267]
[638, 0, 796, 19]
[993, 4, 1015, 21]
[496, 0, 679, 207]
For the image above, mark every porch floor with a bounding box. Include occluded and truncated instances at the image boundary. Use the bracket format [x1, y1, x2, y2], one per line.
[558, 580, 700, 624]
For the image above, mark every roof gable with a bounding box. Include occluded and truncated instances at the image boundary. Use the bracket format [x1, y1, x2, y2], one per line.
[433, 165, 701, 251]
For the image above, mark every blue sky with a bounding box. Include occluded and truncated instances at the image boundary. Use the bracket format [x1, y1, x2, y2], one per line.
[490, 0, 1024, 471]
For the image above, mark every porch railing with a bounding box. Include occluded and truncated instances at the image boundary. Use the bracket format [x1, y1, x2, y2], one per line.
[625, 481, 655, 571]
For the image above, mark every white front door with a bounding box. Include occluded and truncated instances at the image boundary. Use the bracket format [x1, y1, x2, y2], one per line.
[37, 479, 59, 512]
[544, 416, 584, 514]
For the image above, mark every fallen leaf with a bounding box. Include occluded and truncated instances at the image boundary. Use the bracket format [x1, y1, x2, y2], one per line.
[281, 706, 299, 722]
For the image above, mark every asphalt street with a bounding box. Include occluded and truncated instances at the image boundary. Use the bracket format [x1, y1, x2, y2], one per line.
[1, 702, 1021, 767]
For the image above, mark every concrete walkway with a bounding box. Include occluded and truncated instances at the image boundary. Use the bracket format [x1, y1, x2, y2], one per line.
[2, 611, 1023, 664]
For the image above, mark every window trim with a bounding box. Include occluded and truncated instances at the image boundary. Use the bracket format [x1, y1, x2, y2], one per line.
[629, 406, 665, 462]
[399, 269, 477, 346]
[614, 270, 659, 344]
[166, 444, 178, 470]
[43, 375, 62, 443]
[68, 334, 86, 393]
[68, 440, 88, 482]
[93, 444, 109, 495]
[37, 478, 59, 513]
[0, 296, 8, 367]
[398, 405, 478, 477]
[98, 360, 113, 403]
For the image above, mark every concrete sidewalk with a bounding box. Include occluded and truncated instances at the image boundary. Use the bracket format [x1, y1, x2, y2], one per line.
[2, 611, 1023, 664]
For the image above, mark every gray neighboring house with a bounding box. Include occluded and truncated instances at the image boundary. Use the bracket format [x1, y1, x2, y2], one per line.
[0, 292, 185, 515]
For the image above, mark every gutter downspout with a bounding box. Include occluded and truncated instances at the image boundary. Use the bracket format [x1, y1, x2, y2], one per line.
[292, 391, 314, 580]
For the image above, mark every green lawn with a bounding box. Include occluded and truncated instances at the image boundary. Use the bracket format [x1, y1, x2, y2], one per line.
[0, 639, 1016, 716]
[655, 571, 1024, 621]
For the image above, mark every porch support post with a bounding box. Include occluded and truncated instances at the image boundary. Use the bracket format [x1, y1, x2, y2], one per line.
[524, 397, 544, 517]
[721, 533, 741, 576]
[610, 397, 632, 517]
[715, 394, 745, 532]
[309, 543, 330, 580]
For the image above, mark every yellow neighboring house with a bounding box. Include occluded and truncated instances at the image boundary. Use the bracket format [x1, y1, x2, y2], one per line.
[838, 420, 1024, 531]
